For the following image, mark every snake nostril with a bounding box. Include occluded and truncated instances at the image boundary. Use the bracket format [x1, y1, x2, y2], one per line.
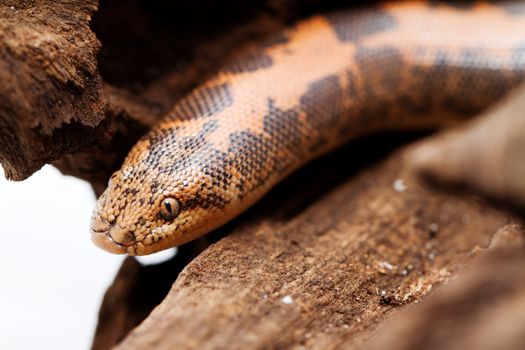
[109, 226, 136, 246]
[90, 215, 111, 234]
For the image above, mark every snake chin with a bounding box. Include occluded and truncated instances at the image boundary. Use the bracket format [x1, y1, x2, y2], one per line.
[90, 216, 128, 255]
[90, 215, 175, 255]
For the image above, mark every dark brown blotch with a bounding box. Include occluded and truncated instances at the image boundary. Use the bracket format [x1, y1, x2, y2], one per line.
[169, 84, 233, 120]
[428, 1, 478, 11]
[263, 99, 303, 158]
[325, 8, 397, 43]
[416, 48, 525, 115]
[301, 75, 343, 130]
[259, 32, 289, 49]
[501, 2, 525, 16]
[349, 45, 405, 128]
[145, 120, 219, 170]
[224, 52, 274, 74]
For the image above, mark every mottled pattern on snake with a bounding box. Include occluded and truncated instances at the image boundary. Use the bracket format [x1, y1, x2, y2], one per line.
[91, 1, 525, 255]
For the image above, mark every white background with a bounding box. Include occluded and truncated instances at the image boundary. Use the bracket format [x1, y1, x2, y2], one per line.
[0, 165, 124, 349]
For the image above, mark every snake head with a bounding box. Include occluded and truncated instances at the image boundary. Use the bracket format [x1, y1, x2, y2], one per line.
[90, 167, 231, 255]
[89, 126, 237, 255]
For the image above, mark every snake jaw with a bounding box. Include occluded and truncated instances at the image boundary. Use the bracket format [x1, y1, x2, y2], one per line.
[91, 230, 128, 255]
[90, 215, 128, 254]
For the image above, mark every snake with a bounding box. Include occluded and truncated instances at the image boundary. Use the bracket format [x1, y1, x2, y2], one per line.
[91, 1, 525, 255]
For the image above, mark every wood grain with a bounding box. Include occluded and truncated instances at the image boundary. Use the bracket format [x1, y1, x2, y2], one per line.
[93, 136, 520, 349]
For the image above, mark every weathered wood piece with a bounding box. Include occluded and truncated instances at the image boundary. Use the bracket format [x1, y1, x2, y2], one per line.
[93, 137, 518, 350]
[367, 230, 525, 350]
[411, 83, 525, 217]
[0, 0, 107, 180]
[92, 239, 211, 349]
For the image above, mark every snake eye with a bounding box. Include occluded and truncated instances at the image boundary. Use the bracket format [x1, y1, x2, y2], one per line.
[160, 197, 180, 221]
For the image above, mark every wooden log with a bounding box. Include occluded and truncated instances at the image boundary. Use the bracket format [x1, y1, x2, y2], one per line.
[410, 83, 525, 217]
[93, 136, 520, 349]
[92, 239, 211, 349]
[366, 233, 525, 350]
[0, 0, 107, 180]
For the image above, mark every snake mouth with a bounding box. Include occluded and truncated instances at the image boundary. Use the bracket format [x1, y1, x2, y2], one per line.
[90, 218, 166, 255]
[91, 229, 128, 254]
[90, 215, 129, 254]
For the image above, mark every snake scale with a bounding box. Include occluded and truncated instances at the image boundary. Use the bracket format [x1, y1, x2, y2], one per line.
[91, 1, 525, 255]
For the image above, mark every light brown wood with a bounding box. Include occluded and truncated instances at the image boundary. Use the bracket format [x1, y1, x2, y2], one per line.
[0, 0, 106, 180]
[93, 137, 522, 349]
[411, 83, 525, 217]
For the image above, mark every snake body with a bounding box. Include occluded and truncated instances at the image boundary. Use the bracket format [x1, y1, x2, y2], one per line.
[91, 1, 525, 255]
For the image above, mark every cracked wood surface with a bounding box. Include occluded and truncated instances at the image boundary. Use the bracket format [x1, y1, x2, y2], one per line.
[0, 0, 107, 180]
[93, 137, 520, 349]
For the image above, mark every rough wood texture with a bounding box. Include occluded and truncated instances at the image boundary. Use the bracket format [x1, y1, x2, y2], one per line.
[92, 239, 211, 349]
[0, 0, 107, 180]
[367, 228, 525, 350]
[92, 137, 521, 350]
[411, 83, 525, 217]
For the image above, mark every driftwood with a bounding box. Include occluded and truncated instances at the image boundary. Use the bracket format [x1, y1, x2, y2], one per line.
[1, 1, 525, 350]
[92, 139, 524, 350]
[410, 83, 525, 217]
[367, 229, 525, 350]
[0, 0, 106, 181]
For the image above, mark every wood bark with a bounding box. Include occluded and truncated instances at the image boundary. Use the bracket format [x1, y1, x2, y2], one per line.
[0, 0, 106, 180]
[410, 83, 525, 217]
[367, 234, 525, 350]
[93, 138, 523, 349]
